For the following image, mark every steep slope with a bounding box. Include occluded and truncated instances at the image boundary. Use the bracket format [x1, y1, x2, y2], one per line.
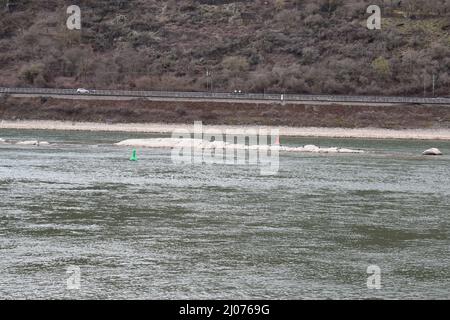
[0, 0, 449, 96]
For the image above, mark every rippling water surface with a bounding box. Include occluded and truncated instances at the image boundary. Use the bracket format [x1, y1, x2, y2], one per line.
[0, 129, 449, 299]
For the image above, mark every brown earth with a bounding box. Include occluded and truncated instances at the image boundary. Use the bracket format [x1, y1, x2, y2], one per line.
[1, 96, 449, 129]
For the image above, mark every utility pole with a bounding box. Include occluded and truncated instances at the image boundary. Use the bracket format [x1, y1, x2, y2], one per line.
[423, 74, 426, 97]
[206, 69, 211, 93]
[432, 73, 436, 97]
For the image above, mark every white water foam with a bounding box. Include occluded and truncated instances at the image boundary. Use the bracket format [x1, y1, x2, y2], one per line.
[16, 140, 50, 146]
[115, 138, 364, 154]
[0, 139, 50, 146]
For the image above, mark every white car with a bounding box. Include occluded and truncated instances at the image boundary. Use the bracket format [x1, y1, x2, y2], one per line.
[76, 88, 90, 94]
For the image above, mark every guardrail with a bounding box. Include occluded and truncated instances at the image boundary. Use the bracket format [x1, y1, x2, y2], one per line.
[1, 87, 449, 105]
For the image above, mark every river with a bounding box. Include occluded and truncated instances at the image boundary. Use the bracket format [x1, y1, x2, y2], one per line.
[0, 129, 448, 299]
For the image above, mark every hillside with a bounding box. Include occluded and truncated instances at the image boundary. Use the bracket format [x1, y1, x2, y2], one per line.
[0, 0, 449, 96]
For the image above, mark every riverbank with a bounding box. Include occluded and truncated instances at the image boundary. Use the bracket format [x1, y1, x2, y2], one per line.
[1, 96, 450, 130]
[2, 120, 450, 140]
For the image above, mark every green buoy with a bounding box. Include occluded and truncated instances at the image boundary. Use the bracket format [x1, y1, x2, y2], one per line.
[130, 149, 138, 161]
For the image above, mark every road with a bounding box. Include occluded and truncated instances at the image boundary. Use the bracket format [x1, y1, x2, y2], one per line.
[1, 87, 449, 106]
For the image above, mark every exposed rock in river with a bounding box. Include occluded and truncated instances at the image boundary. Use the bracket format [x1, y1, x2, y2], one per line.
[422, 148, 443, 156]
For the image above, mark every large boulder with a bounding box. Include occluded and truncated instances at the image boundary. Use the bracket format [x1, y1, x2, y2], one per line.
[422, 148, 443, 156]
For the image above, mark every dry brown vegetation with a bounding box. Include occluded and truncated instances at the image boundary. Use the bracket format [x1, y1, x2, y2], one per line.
[0, 0, 449, 96]
[1, 95, 449, 129]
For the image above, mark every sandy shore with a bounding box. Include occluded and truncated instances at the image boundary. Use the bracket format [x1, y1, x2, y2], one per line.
[1, 120, 450, 140]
